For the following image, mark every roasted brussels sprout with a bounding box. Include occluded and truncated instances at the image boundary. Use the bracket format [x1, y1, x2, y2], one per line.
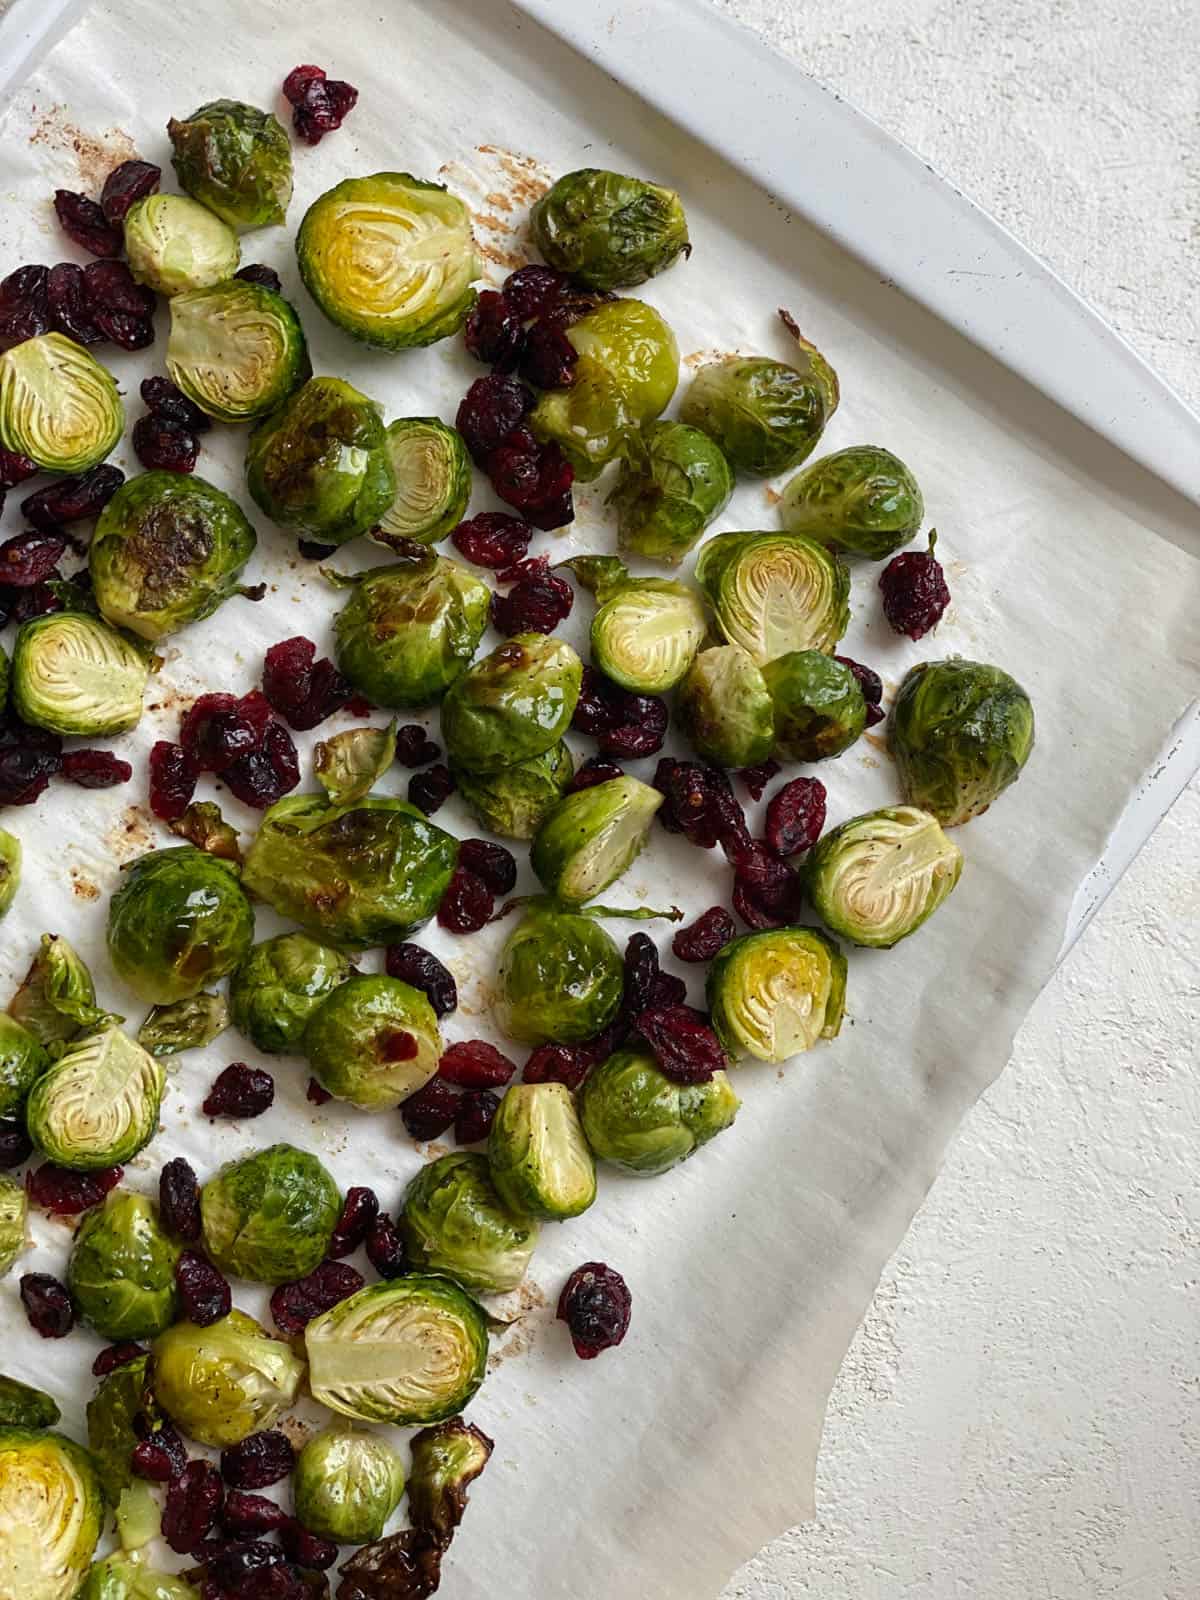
[531, 776, 662, 905]
[707, 927, 846, 1063]
[245, 375, 395, 545]
[611, 419, 733, 564]
[779, 445, 924, 559]
[8, 933, 114, 1054]
[167, 280, 309, 422]
[168, 99, 293, 229]
[378, 418, 471, 546]
[495, 901, 624, 1046]
[0, 333, 123, 473]
[805, 805, 962, 947]
[304, 975, 440, 1110]
[67, 1191, 180, 1339]
[200, 1143, 341, 1284]
[112, 1480, 159, 1554]
[0, 1177, 26, 1278]
[297, 172, 479, 349]
[0, 1014, 48, 1117]
[696, 530, 849, 664]
[108, 847, 254, 1004]
[580, 1047, 740, 1176]
[86, 1353, 151, 1501]
[26, 1027, 162, 1170]
[401, 1152, 538, 1295]
[305, 1275, 488, 1426]
[0, 829, 19, 922]
[488, 1082, 596, 1220]
[11, 612, 147, 736]
[441, 635, 582, 774]
[0, 1429, 104, 1600]
[407, 1418, 493, 1545]
[230, 933, 353, 1054]
[680, 335, 838, 476]
[152, 1309, 305, 1446]
[82, 1553, 199, 1600]
[565, 555, 706, 693]
[453, 740, 574, 841]
[332, 554, 489, 708]
[315, 721, 397, 807]
[168, 800, 242, 863]
[0, 1376, 59, 1430]
[124, 194, 240, 295]
[293, 1427, 406, 1544]
[677, 645, 775, 768]
[531, 168, 689, 289]
[889, 658, 1035, 826]
[763, 650, 866, 761]
[242, 793, 459, 948]
[137, 992, 229, 1057]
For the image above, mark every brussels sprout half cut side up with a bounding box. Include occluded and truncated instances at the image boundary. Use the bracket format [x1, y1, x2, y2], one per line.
[0, 1176, 27, 1278]
[167, 281, 309, 423]
[8, 933, 114, 1054]
[377, 418, 472, 546]
[0, 829, 17, 923]
[293, 1427, 407, 1545]
[586, 573, 707, 695]
[0, 333, 123, 473]
[305, 1275, 488, 1426]
[453, 740, 574, 841]
[124, 194, 240, 296]
[763, 650, 867, 762]
[152, 1308, 306, 1446]
[611, 419, 733, 565]
[107, 847, 254, 1005]
[0, 1375, 60, 1430]
[580, 1048, 741, 1176]
[779, 445, 924, 560]
[0, 1429, 105, 1600]
[707, 927, 846, 1064]
[531, 168, 690, 291]
[303, 974, 441, 1110]
[25, 1028, 164, 1171]
[495, 902, 624, 1046]
[696, 530, 850, 665]
[531, 775, 663, 906]
[0, 1013, 47, 1118]
[200, 1143, 341, 1285]
[297, 172, 479, 350]
[401, 1152, 538, 1295]
[806, 805, 963, 948]
[489, 1082, 597, 1220]
[229, 933, 354, 1055]
[168, 98, 293, 229]
[677, 645, 775, 768]
[680, 335, 839, 477]
[12, 613, 147, 737]
[67, 1190, 180, 1340]
[441, 634, 583, 775]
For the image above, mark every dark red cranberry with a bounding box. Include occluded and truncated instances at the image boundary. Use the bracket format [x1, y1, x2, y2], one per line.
[732, 843, 805, 929]
[100, 159, 161, 225]
[164, 1460, 224, 1554]
[46, 262, 101, 344]
[0, 530, 68, 587]
[0, 451, 38, 489]
[306, 1077, 333, 1106]
[519, 319, 577, 389]
[222, 721, 300, 809]
[198, 1538, 288, 1587]
[21, 463, 124, 532]
[26, 1161, 121, 1214]
[91, 307, 155, 350]
[262, 637, 354, 730]
[0, 713, 62, 805]
[502, 264, 572, 320]
[456, 375, 534, 466]
[281, 1522, 338, 1571]
[180, 693, 271, 773]
[0, 265, 51, 352]
[385, 943, 457, 1017]
[565, 756, 623, 793]
[140, 376, 212, 433]
[407, 762, 455, 816]
[3, 582, 63, 625]
[598, 694, 668, 759]
[572, 667, 624, 736]
[864, 701, 886, 728]
[622, 932, 660, 1017]
[490, 557, 573, 636]
[133, 414, 199, 473]
[283, 64, 359, 144]
[833, 654, 883, 706]
[879, 532, 950, 639]
[451, 511, 532, 570]
[379, 1028, 419, 1063]
[53, 189, 122, 257]
[59, 749, 132, 788]
[764, 776, 827, 857]
[457, 837, 517, 896]
[92, 1340, 146, 1376]
[365, 1213, 408, 1279]
[523, 1043, 595, 1090]
[737, 758, 782, 801]
[436, 865, 493, 933]
[438, 1040, 516, 1088]
[454, 1089, 499, 1145]
[673, 906, 736, 963]
[649, 971, 688, 1008]
[464, 289, 525, 370]
[270, 1261, 364, 1336]
[235, 263, 284, 293]
[131, 1422, 187, 1483]
[220, 1431, 296, 1490]
[203, 1063, 275, 1119]
[83, 259, 156, 317]
[0, 1118, 34, 1169]
[636, 1004, 726, 1084]
[282, 64, 327, 99]
[148, 741, 197, 820]
[159, 1156, 201, 1241]
[19, 1273, 75, 1337]
[176, 1250, 232, 1326]
[221, 1491, 289, 1538]
[487, 427, 574, 530]
[326, 1186, 380, 1259]
[400, 1076, 460, 1142]
[557, 1261, 632, 1359]
[393, 724, 441, 767]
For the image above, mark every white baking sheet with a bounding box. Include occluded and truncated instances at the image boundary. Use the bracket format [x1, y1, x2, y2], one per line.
[0, 2, 1197, 1597]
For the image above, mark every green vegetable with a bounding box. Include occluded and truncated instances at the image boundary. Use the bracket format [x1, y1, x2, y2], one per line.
[530, 168, 689, 290]
[167, 280, 309, 422]
[303, 974, 441, 1110]
[152, 1309, 305, 1446]
[292, 1427, 406, 1544]
[11, 613, 147, 736]
[441, 634, 582, 774]
[707, 927, 846, 1063]
[25, 1028, 163, 1171]
[107, 847, 254, 1004]
[807, 806, 963, 947]
[488, 1082, 596, 1220]
[763, 650, 866, 761]
[0, 1014, 49, 1117]
[680, 330, 838, 475]
[453, 741, 574, 841]
[695, 529, 850, 664]
[495, 902, 624, 1046]
[200, 1143, 341, 1284]
[0, 1178, 26, 1279]
[168, 98, 293, 229]
[0, 333, 123, 472]
[0, 1429, 104, 1600]
[297, 172, 479, 349]
[565, 556, 706, 693]
[677, 645, 775, 767]
[0, 829, 19, 922]
[67, 1191, 180, 1340]
[137, 992, 229, 1057]
[580, 1047, 741, 1176]
[314, 721, 397, 807]
[305, 1275, 488, 1426]
[229, 933, 353, 1055]
[530, 776, 662, 905]
[82, 1552, 199, 1600]
[407, 1418, 493, 1545]
[377, 418, 471, 546]
[401, 1152, 538, 1295]
[0, 1377, 59, 1430]
[889, 658, 1035, 826]
[610, 419, 733, 564]
[8, 933, 115, 1055]
[167, 800, 242, 863]
[779, 445, 924, 559]
[86, 1353, 152, 1501]
[113, 1480, 160, 1553]
[124, 194, 240, 295]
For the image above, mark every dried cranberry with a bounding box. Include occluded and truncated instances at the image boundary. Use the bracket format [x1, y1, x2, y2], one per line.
[222, 721, 300, 809]
[283, 64, 359, 145]
[93, 307, 155, 350]
[306, 1077, 333, 1106]
[47, 262, 101, 343]
[149, 740, 198, 820]
[732, 843, 805, 929]
[270, 1261, 364, 1336]
[92, 1340, 146, 1376]
[393, 724, 441, 767]
[133, 414, 199, 473]
[879, 533, 950, 639]
[407, 762, 455, 816]
[3, 582, 63, 625]
[519, 319, 578, 389]
[84, 259, 156, 316]
[26, 1161, 121, 1214]
[436, 865, 493, 933]
[650, 971, 688, 1009]
[385, 943, 457, 1017]
[764, 776, 827, 858]
[0, 265, 50, 352]
[159, 1156, 202, 1241]
[281, 1522, 338, 1572]
[673, 906, 736, 964]
[140, 376, 212, 433]
[457, 377, 536, 468]
[523, 1042, 595, 1090]
[400, 1076, 460, 1142]
[502, 264, 572, 319]
[100, 159, 161, 225]
[235, 263, 284, 293]
[451, 511, 532, 570]
[737, 758, 782, 801]
[454, 1089, 499, 1145]
[180, 693, 270, 773]
[0, 451, 38, 489]
[491, 558, 573, 636]
[327, 1186, 380, 1259]
[487, 427, 574, 531]
[598, 695, 668, 759]
[221, 1431, 296, 1490]
[0, 713, 63, 805]
[557, 1262, 632, 1359]
[457, 838, 517, 896]
[164, 1460, 224, 1554]
[0, 530, 68, 586]
[464, 289, 525, 370]
[131, 1422, 187, 1483]
[365, 1213, 408, 1279]
[561, 756, 620, 795]
[19, 1273, 75, 1338]
[198, 1539, 288, 1588]
[60, 749, 132, 788]
[241, 1564, 306, 1600]
[833, 654, 882, 706]
[0, 1119, 33, 1169]
[53, 189, 122, 257]
[221, 1492, 289, 1538]
[572, 668, 624, 736]
[297, 539, 337, 561]
[176, 1250, 232, 1326]
[622, 932, 660, 1017]
[21, 463, 124, 532]
[203, 1063, 275, 1119]
[636, 1004, 726, 1084]
[262, 637, 354, 731]
[438, 1040, 516, 1088]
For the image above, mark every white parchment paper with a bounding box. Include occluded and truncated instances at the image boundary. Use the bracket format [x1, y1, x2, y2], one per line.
[0, 1, 1197, 1596]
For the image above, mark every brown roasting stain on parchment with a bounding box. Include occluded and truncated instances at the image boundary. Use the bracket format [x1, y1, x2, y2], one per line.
[438, 146, 552, 275]
[487, 1280, 548, 1371]
[29, 105, 138, 191]
[103, 804, 156, 862]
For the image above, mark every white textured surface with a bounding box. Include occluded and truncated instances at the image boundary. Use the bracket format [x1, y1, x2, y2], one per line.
[713, 4, 1200, 1596]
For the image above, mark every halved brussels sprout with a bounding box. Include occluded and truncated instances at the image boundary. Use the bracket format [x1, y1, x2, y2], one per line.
[25, 1027, 164, 1171]
[297, 172, 479, 349]
[245, 376, 395, 545]
[441, 635, 582, 774]
[82, 1552, 199, 1600]
[611, 420, 733, 564]
[168, 99, 293, 229]
[229, 933, 353, 1055]
[806, 804, 962, 946]
[200, 1143, 341, 1285]
[707, 927, 846, 1063]
[8, 933, 114, 1055]
[304, 975, 440, 1110]
[580, 1048, 740, 1176]
[565, 555, 707, 693]
[0, 1014, 49, 1117]
[531, 168, 689, 290]
[779, 445, 924, 559]
[107, 847, 254, 1004]
[453, 740, 574, 841]
[889, 658, 1035, 826]
[495, 902, 624, 1046]
[137, 992, 229, 1057]
[680, 337, 838, 476]
[293, 1427, 406, 1544]
[305, 1275, 488, 1426]
[0, 1376, 59, 1430]
[489, 1082, 596, 1220]
[696, 530, 849, 664]
[377, 418, 471, 546]
[332, 554, 489, 708]
[11, 613, 147, 736]
[407, 1418, 493, 1545]
[315, 721, 397, 807]
[152, 1309, 306, 1446]
[0, 1429, 104, 1600]
[67, 1191, 180, 1340]
[124, 194, 240, 296]
[86, 1352, 152, 1501]
[0, 334, 123, 473]
[763, 650, 866, 761]
[0, 1177, 27, 1278]
[242, 793, 459, 948]
[531, 776, 662, 905]
[677, 645, 775, 768]
[0, 829, 19, 922]
[401, 1152, 538, 1295]
[167, 281, 309, 422]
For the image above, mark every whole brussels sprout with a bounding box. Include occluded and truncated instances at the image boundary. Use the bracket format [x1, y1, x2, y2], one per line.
[292, 1427, 406, 1544]
[889, 658, 1035, 826]
[677, 645, 775, 768]
[229, 933, 353, 1055]
[86, 1353, 154, 1502]
[441, 634, 582, 774]
[82, 1553, 200, 1600]
[407, 1418, 493, 1545]
[377, 418, 471, 546]
[107, 847, 254, 1004]
[242, 793, 459, 948]
[401, 1152, 538, 1295]
[12, 612, 147, 736]
[245, 376, 395, 545]
[0, 828, 19, 922]
[611, 419, 733, 564]
[67, 1191, 180, 1339]
[8, 932, 115, 1054]
[695, 529, 849, 664]
[530, 776, 662, 905]
[495, 902, 624, 1046]
[707, 927, 846, 1063]
[332, 553, 489, 708]
[304, 975, 440, 1110]
[488, 1082, 596, 1220]
[297, 172, 479, 349]
[152, 1309, 305, 1446]
[124, 194, 240, 296]
[531, 168, 690, 290]
[0, 1014, 48, 1117]
[200, 1143, 341, 1284]
[0, 1429, 104, 1600]
[25, 1028, 164, 1171]
[680, 329, 839, 476]
[763, 650, 866, 761]
[0, 1176, 27, 1278]
[806, 805, 963, 948]
[779, 445, 924, 560]
[137, 992, 229, 1057]
[168, 99, 293, 229]
[91, 471, 259, 642]
[579, 1048, 740, 1176]
[0, 1376, 59, 1430]
[305, 1275, 488, 1426]
[453, 740, 574, 841]
[0, 333, 123, 472]
[167, 281, 309, 423]
[565, 555, 706, 694]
